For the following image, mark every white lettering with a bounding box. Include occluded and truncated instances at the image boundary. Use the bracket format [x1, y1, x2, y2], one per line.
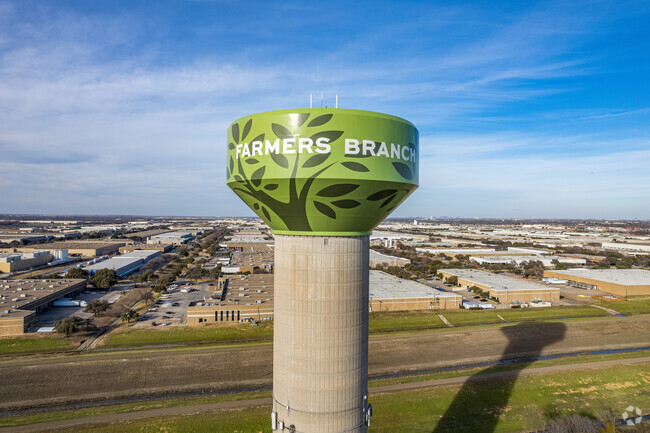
[298, 138, 314, 154]
[362, 140, 376, 156]
[390, 143, 401, 159]
[282, 138, 296, 154]
[251, 140, 263, 156]
[241, 143, 251, 158]
[345, 139, 360, 155]
[265, 139, 280, 155]
[401, 145, 409, 161]
[315, 137, 331, 154]
[236, 143, 243, 159]
[376, 142, 389, 157]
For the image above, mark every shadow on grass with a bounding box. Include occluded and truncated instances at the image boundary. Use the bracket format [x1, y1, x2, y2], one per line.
[432, 322, 567, 433]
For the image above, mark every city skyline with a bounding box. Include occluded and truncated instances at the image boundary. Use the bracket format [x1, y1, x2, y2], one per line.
[1, 1, 650, 219]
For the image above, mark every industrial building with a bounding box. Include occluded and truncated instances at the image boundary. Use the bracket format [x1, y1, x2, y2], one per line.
[369, 249, 410, 268]
[369, 271, 461, 311]
[221, 244, 274, 274]
[0, 278, 87, 335]
[146, 231, 194, 245]
[186, 274, 274, 325]
[0, 251, 53, 273]
[470, 255, 587, 267]
[84, 250, 161, 277]
[438, 269, 560, 302]
[15, 241, 125, 258]
[543, 269, 650, 297]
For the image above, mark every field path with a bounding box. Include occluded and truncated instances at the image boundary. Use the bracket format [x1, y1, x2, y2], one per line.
[2, 356, 648, 433]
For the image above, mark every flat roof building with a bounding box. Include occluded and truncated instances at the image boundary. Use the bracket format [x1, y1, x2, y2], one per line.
[470, 256, 587, 267]
[84, 250, 161, 277]
[369, 270, 461, 311]
[15, 241, 125, 258]
[439, 269, 560, 303]
[146, 231, 194, 245]
[543, 269, 650, 297]
[369, 250, 410, 268]
[0, 251, 53, 273]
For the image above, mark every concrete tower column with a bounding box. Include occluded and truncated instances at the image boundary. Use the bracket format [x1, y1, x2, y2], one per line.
[272, 234, 369, 433]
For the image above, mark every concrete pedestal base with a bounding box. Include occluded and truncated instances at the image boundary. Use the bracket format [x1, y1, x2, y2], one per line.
[272, 235, 369, 433]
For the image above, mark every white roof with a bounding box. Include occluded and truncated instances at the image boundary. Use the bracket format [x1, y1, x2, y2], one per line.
[549, 269, 650, 286]
[369, 250, 410, 263]
[369, 271, 459, 299]
[439, 269, 555, 292]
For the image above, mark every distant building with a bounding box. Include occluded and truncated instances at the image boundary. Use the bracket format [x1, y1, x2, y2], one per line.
[470, 256, 586, 267]
[368, 271, 461, 311]
[84, 250, 161, 277]
[543, 269, 650, 297]
[369, 250, 410, 268]
[15, 241, 125, 258]
[146, 231, 194, 245]
[438, 269, 560, 303]
[0, 251, 53, 273]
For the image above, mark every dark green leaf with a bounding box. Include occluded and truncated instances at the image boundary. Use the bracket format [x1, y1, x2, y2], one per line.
[317, 183, 359, 197]
[302, 152, 330, 168]
[380, 194, 397, 208]
[234, 175, 243, 182]
[262, 207, 271, 222]
[332, 200, 360, 209]
[251, 166, 265, 187]
[246, 158, 259, 164]
[264, 183, 279, 191]
[342, 161, 369, 172]
[231, 123, 240, 143]
[251, 133, 265, 143]
[392, 162, 413, 180]
[367, 189, 397, 201]
[314, 201, 336, 219]
[229, 156, 234, 174]
[228, 142, 235, 150]
[384, 206, 395, 214]
[310, 130, 343, 143]
[253, 203, 259, 210]
[296, 113, 310, 127]
[270, 152, 289, 169]
[272, 123, 293, 139]
[307, 114, 332, 128]
[241, 119, 252, 141]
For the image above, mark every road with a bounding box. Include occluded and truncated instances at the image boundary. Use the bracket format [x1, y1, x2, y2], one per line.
[2, 356, 648, 433]
[1, 315, 649, 411]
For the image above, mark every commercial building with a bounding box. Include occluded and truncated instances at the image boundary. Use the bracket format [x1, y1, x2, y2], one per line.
[470, 255, 587, 267]
[0, 278, 87, 335]
[438, 269, 560, 302]
[146, 231, 194, 245]
[84, 250, 161, 277]
[0, 251, 53, 273]
[368, 271, 461, 311]
[15, 241, 125, 258]
[369, 249, 410, 268]
[222, 244, 274, 274]
[186, 274, 274, 325]
[543, 269, 650, 297]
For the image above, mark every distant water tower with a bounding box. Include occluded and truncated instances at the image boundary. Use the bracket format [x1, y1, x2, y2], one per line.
[227, 108, 418, 432]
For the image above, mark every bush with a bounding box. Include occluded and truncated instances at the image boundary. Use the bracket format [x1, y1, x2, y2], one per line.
[89, 269, 118, 289]
[65, 267, 88, 279]
[54, 316, 83, 337]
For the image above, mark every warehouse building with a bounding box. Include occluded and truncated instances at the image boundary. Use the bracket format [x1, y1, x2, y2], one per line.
[543, 269, 650, 297]
[187, 274, 274, 325]
[369, 271, 461, 311]
[221, 244, 274, 273]
[470, 255, 587, 267]
[438, 269, 560, 302]
[0, 251, 53, 273]
[84, 250, 161, 277]
[146, 231, 194, 245]
[369, 249, 411, 267]
[0, 278, 87, 335]
[15, 241, 125, 258]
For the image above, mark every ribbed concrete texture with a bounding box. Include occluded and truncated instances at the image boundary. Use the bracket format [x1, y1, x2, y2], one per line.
[273, 235, 369, 433]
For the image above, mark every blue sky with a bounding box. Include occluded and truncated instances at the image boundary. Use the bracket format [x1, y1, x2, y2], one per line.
[1, 0, 649, 219]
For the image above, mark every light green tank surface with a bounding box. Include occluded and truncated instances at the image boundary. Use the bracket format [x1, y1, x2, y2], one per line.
[227, 108, 419, 236]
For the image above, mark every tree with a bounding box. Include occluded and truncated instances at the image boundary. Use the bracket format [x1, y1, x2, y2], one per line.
[447, 276, 458, 286]
[141, 291, 154, 305]
[66, 267, 89, 279]
[84, 300, 110, 315]
[121, 309, 140, 323]
[89, 269, 118, 290]
[54, 316, 83, 337]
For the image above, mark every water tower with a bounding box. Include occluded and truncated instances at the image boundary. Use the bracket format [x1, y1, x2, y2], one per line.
[227, 108, 418, 432]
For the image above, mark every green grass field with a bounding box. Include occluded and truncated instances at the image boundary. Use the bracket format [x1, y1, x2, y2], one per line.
[60, 362, 649, 433]
[595, 299, 650, 315]
[101, 322, 273, 348]
[0, 335, 75, 355]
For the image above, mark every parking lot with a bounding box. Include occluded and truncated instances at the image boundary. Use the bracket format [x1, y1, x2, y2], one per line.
[135, 281, 213, 327]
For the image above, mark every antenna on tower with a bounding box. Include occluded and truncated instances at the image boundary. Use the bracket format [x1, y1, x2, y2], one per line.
[335, 95, 338, 108]
[310, 94, 313, 108]
[320, 92, 323, 108]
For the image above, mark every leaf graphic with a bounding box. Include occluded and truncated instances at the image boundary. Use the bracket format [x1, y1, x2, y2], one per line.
[251, 133, 265, 143]
[317, 184, 359, 197]
[270, 152, 289, 169]
[241, 119, 252, 141]
[314, 201, 336, 219]
[310, 130, 343, 143]
[332, 199, 360, 209]
[228, 142, 235, 150]
[251, 166, 265, 187]
[262, 207, 272, 222]
[229, 156, 234, 174]
[253, 203, 259, 210]
[264, 183, 279, 191]
[246, 158, 259, 164]
[272, 123, 293, 139]
[234, 175, 243, 182]
[367, 189, 397, 201]
[296, 113, 310, 127]
[307, 114, 332, 127]
[392, 162, 413, 180]
[231, 123, 240, 143]
[385, 206, 395, 214]
[380, 194, 397, 208]
[342, 161, 369, 172]
[302, 152, 330, 168]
